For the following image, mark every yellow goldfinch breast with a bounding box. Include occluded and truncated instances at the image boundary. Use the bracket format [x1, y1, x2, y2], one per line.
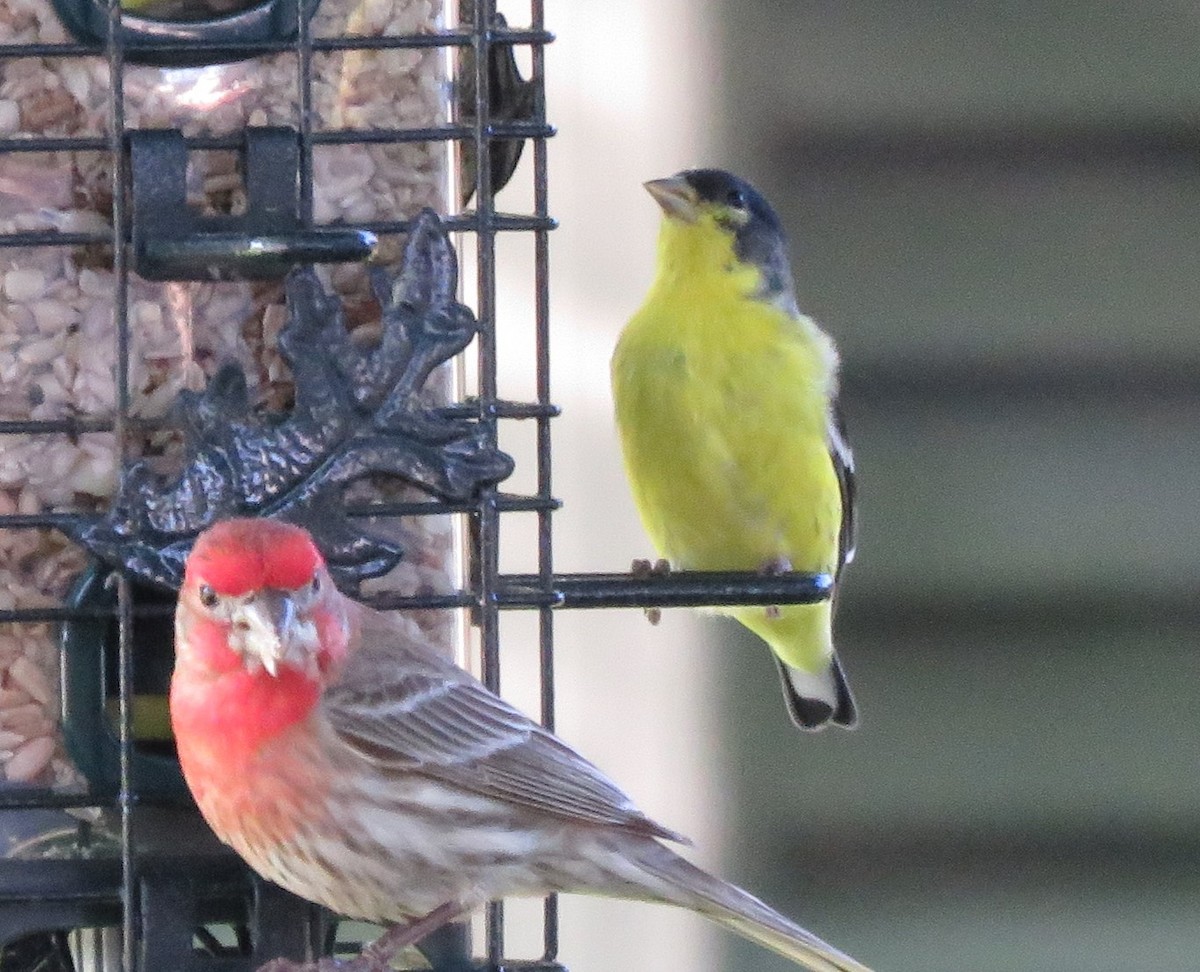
[612, 284, 842, 577]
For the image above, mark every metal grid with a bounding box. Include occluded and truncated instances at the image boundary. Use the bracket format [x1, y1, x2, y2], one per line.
[0, 0, 833, 969]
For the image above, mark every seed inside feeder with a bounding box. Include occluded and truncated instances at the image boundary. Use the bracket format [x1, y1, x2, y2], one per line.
[0, 0, 460, 789]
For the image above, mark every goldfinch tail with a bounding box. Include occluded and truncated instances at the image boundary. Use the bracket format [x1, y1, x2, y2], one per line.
[733, 602, 857, 731]
[776, 653, 857, 730]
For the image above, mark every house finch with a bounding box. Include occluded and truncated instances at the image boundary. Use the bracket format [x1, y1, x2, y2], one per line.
[170, 518, 872, 972]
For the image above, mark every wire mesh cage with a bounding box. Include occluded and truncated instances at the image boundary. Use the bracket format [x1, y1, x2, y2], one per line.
[0, 0, 837, 969]
[0, 0, 556, 967]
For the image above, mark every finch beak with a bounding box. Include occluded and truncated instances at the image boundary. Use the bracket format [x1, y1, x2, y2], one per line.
[233, 590, 319, 678]
[644, 176, 701, 223]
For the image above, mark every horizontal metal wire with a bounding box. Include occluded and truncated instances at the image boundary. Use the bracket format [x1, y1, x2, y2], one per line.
[0, 418, 108, 434]
[0, 213, 557, 249]
[443, 401, 561, 420]
[0, 494, 558, 534]
[344, 493, 560, 516]
[361, 213, 557, 234]
[0, 230, 108, 247]
[490, 963, 567, 972]
[0, 790, 123, 811]
[0, 401, 557, 437]
[0, 26, 553, 60]
[0, 122, 555, 158]
[313, 121, 554, 145]
[315, 26, 553, 50]
[0, 135, 109, 152]
[0, 511, 100, 530]
[0, 605, 133, 623]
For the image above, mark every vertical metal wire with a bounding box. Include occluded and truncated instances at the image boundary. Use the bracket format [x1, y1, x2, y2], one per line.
[102, 0, 134, 968]
[295, 0, 315, 225]
[467, 0, 505, 963]
[529, 0, 552, 767]
[469, 8, 497, 684]
[114, 575, 135, 972]
[527, 0, 558, 960]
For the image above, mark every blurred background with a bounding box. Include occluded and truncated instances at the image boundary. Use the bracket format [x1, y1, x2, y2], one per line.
[493, 3, 1199, 972]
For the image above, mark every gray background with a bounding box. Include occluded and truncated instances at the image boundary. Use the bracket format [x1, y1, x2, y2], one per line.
[712, 3, 1200, 970]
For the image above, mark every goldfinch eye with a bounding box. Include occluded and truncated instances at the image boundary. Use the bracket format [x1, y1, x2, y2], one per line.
[198, 584, 218, 609]
[310, 575, 321, 595]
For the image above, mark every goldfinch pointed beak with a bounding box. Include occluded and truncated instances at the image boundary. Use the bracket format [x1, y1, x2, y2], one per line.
[233, 590, 319, 678]
[644, 176, 700, 223]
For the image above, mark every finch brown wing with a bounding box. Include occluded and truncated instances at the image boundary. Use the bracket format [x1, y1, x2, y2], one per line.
[322, 607, 687, 844]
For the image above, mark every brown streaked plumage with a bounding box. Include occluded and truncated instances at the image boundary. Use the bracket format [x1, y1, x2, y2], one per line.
[171, 519, 873, 972]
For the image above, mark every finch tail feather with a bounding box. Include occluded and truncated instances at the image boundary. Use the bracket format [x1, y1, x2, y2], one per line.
[735, 602, 857, 731]
[635, 844, 872, 972]
[776, 653, 858, 731]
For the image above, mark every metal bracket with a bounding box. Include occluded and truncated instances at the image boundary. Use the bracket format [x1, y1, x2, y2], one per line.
[51, 0, 322, 67]
[129, 127, 376, 281]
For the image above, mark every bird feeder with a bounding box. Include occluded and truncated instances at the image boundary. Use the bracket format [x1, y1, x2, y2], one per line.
[0, 0, 547, 966]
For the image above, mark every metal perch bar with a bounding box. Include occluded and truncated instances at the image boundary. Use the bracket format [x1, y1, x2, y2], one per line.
[0, 570, 833, 625]
[365, 569, 835, 612]
[498, 570, 834, 610]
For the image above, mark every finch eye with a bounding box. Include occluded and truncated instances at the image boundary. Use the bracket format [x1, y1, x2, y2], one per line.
[198, 584, 219, 609]
[310, 575, 321, 595]
[726, 188, 747, 209]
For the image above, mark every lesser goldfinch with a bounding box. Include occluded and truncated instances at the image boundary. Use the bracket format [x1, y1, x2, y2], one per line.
[611, 169, 858, 731]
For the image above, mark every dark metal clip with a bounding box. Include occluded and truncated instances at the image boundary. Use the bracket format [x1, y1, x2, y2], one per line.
[129, 127, 376, 281]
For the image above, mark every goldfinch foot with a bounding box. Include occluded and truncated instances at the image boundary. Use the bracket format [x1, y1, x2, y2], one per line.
[631, 558, 672, 624]
[758, 558, 794, 618]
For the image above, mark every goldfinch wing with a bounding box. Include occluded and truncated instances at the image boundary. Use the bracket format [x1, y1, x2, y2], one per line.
[828, 400, 856, 572]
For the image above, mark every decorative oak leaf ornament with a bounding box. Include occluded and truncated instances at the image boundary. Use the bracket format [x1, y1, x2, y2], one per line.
[65, 210, 512, 591]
